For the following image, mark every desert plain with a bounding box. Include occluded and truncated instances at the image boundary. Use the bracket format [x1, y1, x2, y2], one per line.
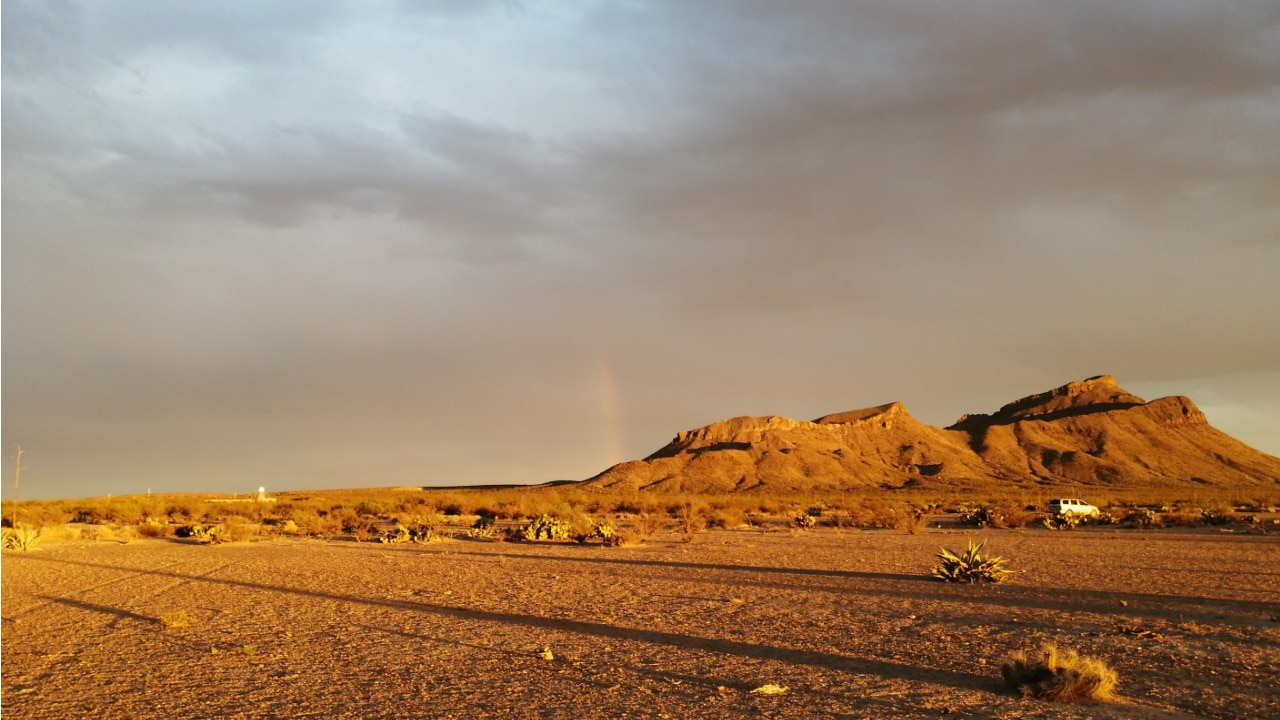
[3, 523, 1278, 719]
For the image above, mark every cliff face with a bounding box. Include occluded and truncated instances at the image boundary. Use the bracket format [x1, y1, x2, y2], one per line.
[583, 376, 1280, 493]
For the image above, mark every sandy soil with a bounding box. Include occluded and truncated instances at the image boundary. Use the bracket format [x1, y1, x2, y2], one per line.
[3, 526, 1278, 719]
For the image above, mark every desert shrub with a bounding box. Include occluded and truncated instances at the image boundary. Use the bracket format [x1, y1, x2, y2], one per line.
[707, 506, 746, 529]
[108, 500, 152, 525]
[792, 512, 817, 530]
[21, 504, 72, 527]
[962, 506, 1006, 528]
[355, 500, 386, 517]
[626, 513, 663, 541]
[379, 523, 445, 544]
[931, 540, 1012, 583]
[379, 524, 412, 544]
[163, 500, 207, 523]
[343, 515, 380, 542]
[295, 510, 343, 538]
[1091, 510, 1119, 526]
[1002, 644, 1118, 702]
[894, 510, 926, 534]
[1044, 513, 1082, 530]
[221, 520, 258, 543]
[611, 499, 646, 515]
[754, 498, 785, 515]
[572, 520, 621, 545]
[857, 501, 912, 529]
[520, 514, 572, 541]
[138, 517, 169, 538]
[1121, 508, 1159, 528]
[2, 524, 43, 551]
[179, 522, 256, 544]
[592, 522, 620, 545]
[410, 523, 447, 543]
[466, 515, 497, 538]
[114, 524, 141, 543]
[1164, 507, 1201, 527]
[70, 508, 106, 524]
[1200, 507, 1234, 526]
[676, 503, 709, 537]
[274, 519, 301, 535]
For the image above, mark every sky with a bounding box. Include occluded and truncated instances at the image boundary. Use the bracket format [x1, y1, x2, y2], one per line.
[3, 1, 1279, 500]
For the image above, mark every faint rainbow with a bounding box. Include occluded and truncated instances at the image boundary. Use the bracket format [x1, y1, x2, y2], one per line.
[598, 360, 626, 466]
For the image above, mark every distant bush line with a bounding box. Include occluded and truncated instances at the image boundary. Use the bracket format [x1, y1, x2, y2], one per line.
[2, 486, 1277, 546]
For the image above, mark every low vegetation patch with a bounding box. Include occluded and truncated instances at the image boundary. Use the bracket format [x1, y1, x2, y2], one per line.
[1002, 644, 1118, 703]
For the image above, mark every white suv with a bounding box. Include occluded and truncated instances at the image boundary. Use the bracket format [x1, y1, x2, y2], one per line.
[1048, 498, 1100, 518]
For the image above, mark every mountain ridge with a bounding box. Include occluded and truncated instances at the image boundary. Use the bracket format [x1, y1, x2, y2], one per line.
[583, 376, 1280, 493]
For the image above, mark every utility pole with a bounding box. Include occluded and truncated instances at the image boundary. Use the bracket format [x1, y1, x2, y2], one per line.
[12, 445, 25, 527]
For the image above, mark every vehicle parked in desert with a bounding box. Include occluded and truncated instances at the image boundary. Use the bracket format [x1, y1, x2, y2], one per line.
[1048, 498, 1100, 517]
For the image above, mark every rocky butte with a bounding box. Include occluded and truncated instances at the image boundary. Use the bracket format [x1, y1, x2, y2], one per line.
[583, 375, 1280, 494]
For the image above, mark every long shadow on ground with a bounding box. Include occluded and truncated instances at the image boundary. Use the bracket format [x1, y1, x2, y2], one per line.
[10, 554, 991, 694]
[430, 549, 1280, 625]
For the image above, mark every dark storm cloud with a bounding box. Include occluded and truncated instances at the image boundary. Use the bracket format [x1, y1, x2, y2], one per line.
[4, 0, 1279, 497]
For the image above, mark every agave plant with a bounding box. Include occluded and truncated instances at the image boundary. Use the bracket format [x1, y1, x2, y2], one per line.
[2, 524, 42, 552]
[931, 540, 1012, 583]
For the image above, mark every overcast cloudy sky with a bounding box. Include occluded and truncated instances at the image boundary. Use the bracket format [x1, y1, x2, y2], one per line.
[4, 1, 1279, 499]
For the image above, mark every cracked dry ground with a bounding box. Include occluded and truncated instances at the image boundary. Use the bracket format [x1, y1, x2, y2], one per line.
[3, 528, 1278, 719]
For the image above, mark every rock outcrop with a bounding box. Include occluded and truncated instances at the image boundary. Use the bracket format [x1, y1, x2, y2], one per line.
[583, 375, 1280, 493]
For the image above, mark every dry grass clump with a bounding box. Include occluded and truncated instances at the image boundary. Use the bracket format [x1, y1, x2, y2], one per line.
[1002, 644, 1118, 702]
[158, 611, 191, 628]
